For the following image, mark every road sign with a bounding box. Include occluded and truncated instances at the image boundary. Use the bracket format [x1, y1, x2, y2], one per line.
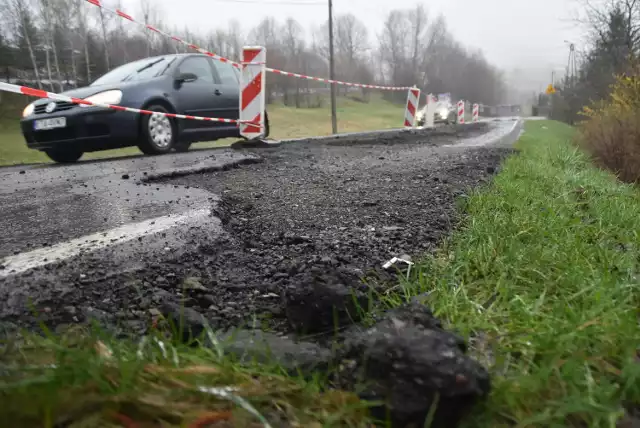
[546, 84, 556, 95]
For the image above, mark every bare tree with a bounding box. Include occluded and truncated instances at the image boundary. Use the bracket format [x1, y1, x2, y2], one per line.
[95, 1, 110, 70]
[39, 0, 65, 90]
[282, 17, 305, 106]
[227, 20, 242, 60]
[4, 0, 42, 88]
[408, 5, 428, 71]
[72, 0, 92, 83]
[114, 0, 128, 65]
[379, 10, 412, 89]
[0, 3, 505, 108]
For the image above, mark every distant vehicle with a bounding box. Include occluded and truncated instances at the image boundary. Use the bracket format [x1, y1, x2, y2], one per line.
[415, 101, 457, 126]
[20, 53, 269, 163]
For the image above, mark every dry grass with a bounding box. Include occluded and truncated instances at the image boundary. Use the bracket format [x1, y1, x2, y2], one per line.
[577, 109, 640, 183]
[577, 71, 640, 183]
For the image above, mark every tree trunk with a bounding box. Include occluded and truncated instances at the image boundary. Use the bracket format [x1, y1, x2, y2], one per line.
[19, 5, 41, 89]
[51, 37, 64, 91]
[45, 46, 54, 91]
[99, 8, 110, 70]
[84, 39, 91, 83]
[70, 43, 78, 87]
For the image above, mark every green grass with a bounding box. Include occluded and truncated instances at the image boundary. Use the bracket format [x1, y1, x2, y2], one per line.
[0, 326, 371, 427]
[388, 120, 640, 427]
[0, 95, 405, 167]
[3, 120, 638, 427]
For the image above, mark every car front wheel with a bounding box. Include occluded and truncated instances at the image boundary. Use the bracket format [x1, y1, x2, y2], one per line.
[138, 105, 176, 155]
[44, 148, 83, 163]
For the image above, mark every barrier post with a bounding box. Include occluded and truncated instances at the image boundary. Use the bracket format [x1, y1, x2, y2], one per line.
[240, 46, 266, 140]
[472, 103, 479, 123]
[425, 93, 436, 128]
[404, 86, 420, 128]
[457, 100, 465, 124]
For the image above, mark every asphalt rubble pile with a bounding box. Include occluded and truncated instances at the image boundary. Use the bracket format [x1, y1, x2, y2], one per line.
[208, 278, 492, 428]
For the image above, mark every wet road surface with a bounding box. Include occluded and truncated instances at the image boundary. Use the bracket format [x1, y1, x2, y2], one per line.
[0, 150, 259, 258]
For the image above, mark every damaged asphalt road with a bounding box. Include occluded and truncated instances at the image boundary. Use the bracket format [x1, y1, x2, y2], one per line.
[0, 122, 516, 334]
[0, 121, 518, 427]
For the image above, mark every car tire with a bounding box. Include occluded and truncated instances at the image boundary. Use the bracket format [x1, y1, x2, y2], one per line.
[44, 148, 83, 163]
[174, 142, 192, 153]
[138, 105, 176, 155]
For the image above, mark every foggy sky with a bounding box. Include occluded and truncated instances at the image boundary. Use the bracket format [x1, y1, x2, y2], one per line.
[119, 0, 585, 94]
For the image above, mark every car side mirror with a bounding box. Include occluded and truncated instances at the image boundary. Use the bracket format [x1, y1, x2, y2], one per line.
[176, 72, 198, 83]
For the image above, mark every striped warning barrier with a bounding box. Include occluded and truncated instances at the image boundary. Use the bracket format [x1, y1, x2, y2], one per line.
[457, 100, 465, 124]
[404, 87, 421, 128]
[472, 103, 479, 123]
[0, 81, 244, 125]
[240, 46, 267, 139]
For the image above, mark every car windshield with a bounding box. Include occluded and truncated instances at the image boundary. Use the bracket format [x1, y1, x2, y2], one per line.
[91, 57, 174, 86]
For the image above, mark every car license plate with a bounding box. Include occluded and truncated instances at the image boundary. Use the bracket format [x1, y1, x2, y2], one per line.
[34, 117, 66, 131]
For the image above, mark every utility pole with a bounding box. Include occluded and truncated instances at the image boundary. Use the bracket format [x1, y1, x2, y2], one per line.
[566, 43, 577, 88]
[328, 0, 338, 134]
[565, 41, 577, 125]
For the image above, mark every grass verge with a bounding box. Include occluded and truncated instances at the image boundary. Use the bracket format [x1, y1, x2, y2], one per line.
[0, 95, 404, 167]
[389, 120, 640, 426]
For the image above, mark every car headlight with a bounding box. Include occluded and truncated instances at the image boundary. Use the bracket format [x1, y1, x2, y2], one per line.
[79, 90, 123, 107]
[22, 103, 35, 118]
[438, 108, 448, 118]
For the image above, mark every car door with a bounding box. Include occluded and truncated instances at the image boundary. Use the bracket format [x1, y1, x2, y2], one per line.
[172, 55, 218, 135]
[210, 60, 240, 126]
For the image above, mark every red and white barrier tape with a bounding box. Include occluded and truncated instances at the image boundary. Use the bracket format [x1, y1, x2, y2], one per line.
[266, 68, 409, 91]
[0, 82, 245, 125]
[84, 0, 411, 91]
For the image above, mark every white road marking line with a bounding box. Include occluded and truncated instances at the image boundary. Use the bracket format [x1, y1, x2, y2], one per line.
[0, 208, 210, 278]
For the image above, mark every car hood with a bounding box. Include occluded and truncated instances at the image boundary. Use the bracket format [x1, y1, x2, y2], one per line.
[34, 82, 143, 105]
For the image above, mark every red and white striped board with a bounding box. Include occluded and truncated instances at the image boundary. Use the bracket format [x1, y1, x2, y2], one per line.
[472, 103, 479, 123]
[457, 100, 465, 124]
[0, 81, 242, 125]
[240, 46, 267, 140]
[404, 87, 421, 128]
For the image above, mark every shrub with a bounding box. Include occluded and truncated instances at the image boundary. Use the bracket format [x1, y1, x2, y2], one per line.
[577, 69, 640, 183]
